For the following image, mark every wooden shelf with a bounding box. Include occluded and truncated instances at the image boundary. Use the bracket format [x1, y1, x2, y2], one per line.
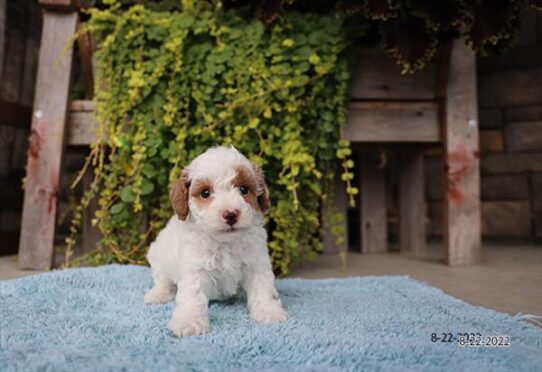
[343, 101, 440, 143]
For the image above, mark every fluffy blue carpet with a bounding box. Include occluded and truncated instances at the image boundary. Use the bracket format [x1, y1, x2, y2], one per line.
[1, 265, 540, 371]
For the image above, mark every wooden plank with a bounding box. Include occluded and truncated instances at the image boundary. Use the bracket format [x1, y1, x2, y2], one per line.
[359, 151, 387, 253]
[0, 100, 32, 128]
[443, 39, 481, 266]
[38, 0, 74, 10]
[343, 101, 440, 142]
[349, 49, 436, 100]
[69, 99, 94, 111]
[321, 172, 348, 254]
[399, 149, 426, 253]
[67, 100, 97, 145]
[66, 100, 440, 145]
[18, 11, 78, 270]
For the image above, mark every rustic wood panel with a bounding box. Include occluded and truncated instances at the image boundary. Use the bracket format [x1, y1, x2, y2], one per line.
[349, 49, 436, 100]
[38, 0, 74, 10]
[399, 149, 426, 253]
[343, 101, 440, 143]
[443, 39, 481, 266]
[359, 151, 387, 253]
[67, 100, 97, 145]
[18, 11, 78, 270]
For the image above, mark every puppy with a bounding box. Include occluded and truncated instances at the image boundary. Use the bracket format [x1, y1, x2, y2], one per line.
[145, 146, 288, 337]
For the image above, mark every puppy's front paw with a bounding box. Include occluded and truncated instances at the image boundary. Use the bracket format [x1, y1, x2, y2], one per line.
[144, 287, 175, 304]
[168, 314, 210, 338]
[251, 304, 288, 325]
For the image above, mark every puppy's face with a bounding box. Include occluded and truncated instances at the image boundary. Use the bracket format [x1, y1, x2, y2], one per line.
[169, 147, 269, 240]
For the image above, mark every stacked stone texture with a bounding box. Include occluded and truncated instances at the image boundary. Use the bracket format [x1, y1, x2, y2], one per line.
[426, 10, 542, 241]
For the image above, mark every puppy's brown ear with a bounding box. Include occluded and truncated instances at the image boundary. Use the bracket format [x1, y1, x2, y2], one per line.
[252, 163, 270, 214]
[169, 168, 191, 221]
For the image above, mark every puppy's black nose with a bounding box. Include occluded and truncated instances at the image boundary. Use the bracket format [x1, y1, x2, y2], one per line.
[222, 210, 239, 226]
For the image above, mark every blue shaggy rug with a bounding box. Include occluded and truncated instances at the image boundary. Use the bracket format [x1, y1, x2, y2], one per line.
[1, 265, 541, 371]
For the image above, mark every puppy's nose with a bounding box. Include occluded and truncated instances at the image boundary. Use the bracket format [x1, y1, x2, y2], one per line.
[221, 210, 239, 226]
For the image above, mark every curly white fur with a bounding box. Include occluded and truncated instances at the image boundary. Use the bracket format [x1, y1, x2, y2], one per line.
[145, 146, 287, 337]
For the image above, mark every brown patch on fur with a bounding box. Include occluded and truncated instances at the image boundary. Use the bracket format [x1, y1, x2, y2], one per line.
[233, 166, 258, 209]
[251, 163, 270, 213]
[170, 168, 190, 221]
[190, 178, 214, 209]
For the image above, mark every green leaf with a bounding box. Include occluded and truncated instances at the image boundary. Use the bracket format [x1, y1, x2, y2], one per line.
[120, 186, 135, 203]
[141, 179, 155, 195]
[110, 203, 124, 214]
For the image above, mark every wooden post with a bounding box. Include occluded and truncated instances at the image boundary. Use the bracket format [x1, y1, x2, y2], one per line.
[399, 148, 426, 253]
[443, 39, 481, 266]
[359, 151, 387, 253]
[18, 9, 78, 270]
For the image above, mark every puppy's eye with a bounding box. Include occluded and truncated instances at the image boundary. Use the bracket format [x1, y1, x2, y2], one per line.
[200, 189, 211, 199]
[239, 186, 249, 195]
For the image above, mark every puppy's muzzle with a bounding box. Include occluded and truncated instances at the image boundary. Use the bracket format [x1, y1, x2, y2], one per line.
[222, 209, 240, 226]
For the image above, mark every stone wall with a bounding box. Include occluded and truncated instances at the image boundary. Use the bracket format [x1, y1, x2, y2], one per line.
[427, 10, 542, 241]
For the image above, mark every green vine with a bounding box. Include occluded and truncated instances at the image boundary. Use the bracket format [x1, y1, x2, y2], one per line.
[66, 0, 357, 275]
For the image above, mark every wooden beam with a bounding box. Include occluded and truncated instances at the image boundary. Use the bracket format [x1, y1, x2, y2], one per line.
[359, 151, 387, 253]
[399, 149, 426, 253]
[18, 11, 78, 270]
[343, 101, 440, 143]
[65, 100, 440, 145]
[67, 100, 96, 145]
[443, 39, 481, 266]
[38, 0, 75, 11]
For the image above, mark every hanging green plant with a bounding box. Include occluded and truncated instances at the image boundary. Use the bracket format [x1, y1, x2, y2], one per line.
[66, 0, 357, 275]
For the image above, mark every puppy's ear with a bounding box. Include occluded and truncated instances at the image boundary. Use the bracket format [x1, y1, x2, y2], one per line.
[252, 163, 270, 214]
[170, 168, 191, 221]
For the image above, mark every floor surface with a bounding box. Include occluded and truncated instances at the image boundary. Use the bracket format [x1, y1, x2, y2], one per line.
[1, 242, 541, 316]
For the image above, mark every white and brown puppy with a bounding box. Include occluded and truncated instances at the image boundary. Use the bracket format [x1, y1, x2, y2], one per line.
[145, 146, 287, 337]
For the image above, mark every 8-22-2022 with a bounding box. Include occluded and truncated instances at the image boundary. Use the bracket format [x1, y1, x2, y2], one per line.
[431, 333, 511, 347]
